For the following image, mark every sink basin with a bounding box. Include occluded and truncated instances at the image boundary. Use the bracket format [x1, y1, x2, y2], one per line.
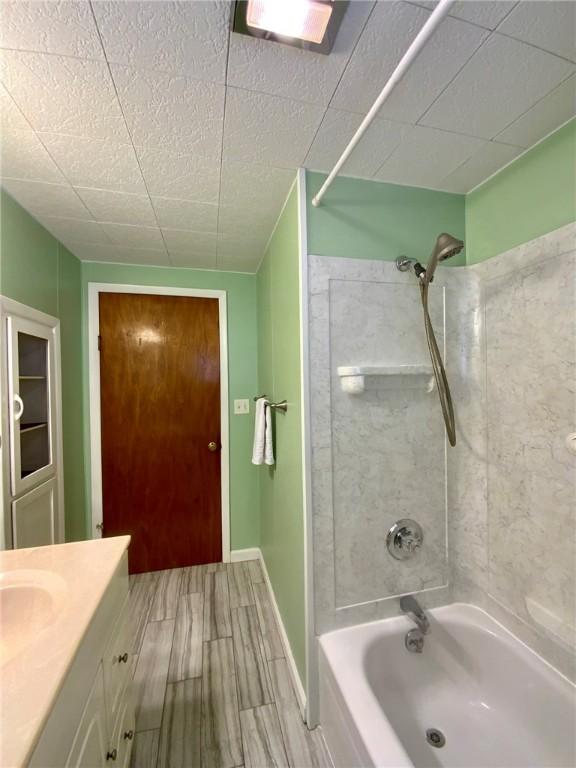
[0, 570, 68, 665]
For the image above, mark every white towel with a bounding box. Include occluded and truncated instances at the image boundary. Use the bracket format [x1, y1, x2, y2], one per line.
[252, 397, 275, 466]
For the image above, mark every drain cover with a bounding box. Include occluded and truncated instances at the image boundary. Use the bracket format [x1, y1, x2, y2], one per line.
[426, 728, 446, 748]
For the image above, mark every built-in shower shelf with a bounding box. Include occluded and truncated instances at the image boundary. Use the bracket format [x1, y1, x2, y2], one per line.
[337, 365, 434, 394]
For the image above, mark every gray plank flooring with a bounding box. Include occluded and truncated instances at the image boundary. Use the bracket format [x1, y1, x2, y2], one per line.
[129, 560, 331, 768]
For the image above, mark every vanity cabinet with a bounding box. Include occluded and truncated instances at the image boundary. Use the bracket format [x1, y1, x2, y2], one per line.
[65, 666, 108, 768]
[29, 553, 134, 768]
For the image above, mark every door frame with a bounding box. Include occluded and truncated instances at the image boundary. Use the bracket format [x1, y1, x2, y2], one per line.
[87, 283, 230, 563]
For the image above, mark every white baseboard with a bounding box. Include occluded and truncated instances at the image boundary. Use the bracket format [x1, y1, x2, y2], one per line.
[258, 549, 307, 719]
[230, 547, 260, 562]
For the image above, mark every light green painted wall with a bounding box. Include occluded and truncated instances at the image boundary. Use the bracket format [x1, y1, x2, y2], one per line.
[306, 171, 466, 265]
[0, 189, 59, 315]
[0, 190, 87, 541]
[466, 120, 576, 264]
[81, 262, 260, 550]
[257, 183, 306, 684]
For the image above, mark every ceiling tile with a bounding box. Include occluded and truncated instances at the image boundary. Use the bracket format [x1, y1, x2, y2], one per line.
[374, 124, 485, 188]
[0, 0, 104, 59]
[408, 1, 517, 30]
[0, 50, 130, 142]
[2, 178, 92, 219]
[217, 234, 266, 273]
[36, 216, 111, 245]
[151, 196, 218, 232]
[330, 2, 488, 122]
[304, 109, 410, 177]
[112, 65, 225, 156]
[93, 0, 230, 82]
[0, 86, 33, 132]
[495, 74, 576, 148]
[219, 160, 295, 213]
[66, 242, 171, 266]
[439, 140, 524, 193]
[217, 204, 275, 242]
[100, 222, 165, 249]
[226, 1, 374, 106]
[168, 250, 218, 270]
[420, 33, 575, 139]
[223, 87, 324, 167]
[0, 128, 67, 184]
[135, 146, 220, 203]
[40, 133, 146, 194]
[161, 228, 217, 256]
[74, 187, 157, 226]
[498, 1, 576, 62]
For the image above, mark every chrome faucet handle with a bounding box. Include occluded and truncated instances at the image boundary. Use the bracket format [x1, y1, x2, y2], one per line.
[387, 519, 424, 560]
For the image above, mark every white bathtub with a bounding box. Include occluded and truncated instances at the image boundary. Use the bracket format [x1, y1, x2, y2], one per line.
[319, 603, 576, 768]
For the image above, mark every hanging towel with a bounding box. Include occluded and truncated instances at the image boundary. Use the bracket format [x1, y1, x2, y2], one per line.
[252, 397, 275, 466]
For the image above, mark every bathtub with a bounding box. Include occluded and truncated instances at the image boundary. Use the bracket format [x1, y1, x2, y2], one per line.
[319, 603, 576, 768]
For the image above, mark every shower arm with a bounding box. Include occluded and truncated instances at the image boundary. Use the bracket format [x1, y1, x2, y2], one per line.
[311, 0, 456, 208]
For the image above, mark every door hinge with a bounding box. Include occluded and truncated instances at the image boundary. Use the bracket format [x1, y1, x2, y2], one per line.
[98, 334, 101, 351]
[96, 522, 104, 533]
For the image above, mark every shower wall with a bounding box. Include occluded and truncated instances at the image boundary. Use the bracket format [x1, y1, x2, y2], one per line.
[451, 221, 576, 680]
[308, 223, 575, 679]
[309, 255, 458, 633]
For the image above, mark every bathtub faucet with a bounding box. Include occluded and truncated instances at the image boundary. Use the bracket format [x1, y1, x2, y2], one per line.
[400, 595, 430, 635]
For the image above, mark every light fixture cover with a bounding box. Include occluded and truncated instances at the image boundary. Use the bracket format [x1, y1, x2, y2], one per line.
[233, 0, 347, 54]
[246, 0, 333, 44]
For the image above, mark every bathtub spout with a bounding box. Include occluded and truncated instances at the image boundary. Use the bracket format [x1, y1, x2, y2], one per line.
[400, 595, 430, 635]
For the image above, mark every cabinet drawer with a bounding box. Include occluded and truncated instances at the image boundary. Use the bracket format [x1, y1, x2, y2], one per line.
[109, 694, 136, 768]
[102, 599, 132, 735]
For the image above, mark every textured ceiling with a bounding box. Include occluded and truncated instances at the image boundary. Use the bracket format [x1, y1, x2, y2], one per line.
[0, 1, 574, 272]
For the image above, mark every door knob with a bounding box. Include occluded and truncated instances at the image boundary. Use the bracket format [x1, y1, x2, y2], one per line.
[208, 441, 219, 452]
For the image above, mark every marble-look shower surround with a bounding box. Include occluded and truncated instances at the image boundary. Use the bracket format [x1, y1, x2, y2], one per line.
[309, 222, 575, 680]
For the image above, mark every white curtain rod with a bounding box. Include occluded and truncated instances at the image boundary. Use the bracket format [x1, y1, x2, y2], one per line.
[311, 0, 456, 207]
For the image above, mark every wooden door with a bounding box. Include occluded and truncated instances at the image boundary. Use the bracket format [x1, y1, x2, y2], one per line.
[99, 293, 221, 573]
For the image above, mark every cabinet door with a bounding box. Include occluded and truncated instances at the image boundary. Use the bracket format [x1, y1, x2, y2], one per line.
[11, 477, 56, 548]
[102, 602, 132, 736]
[7, 315, 57, 496]
[66, 665, 108, 768]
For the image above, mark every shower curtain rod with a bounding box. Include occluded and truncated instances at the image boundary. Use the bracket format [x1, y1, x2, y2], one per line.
[311, 0, 456, 208]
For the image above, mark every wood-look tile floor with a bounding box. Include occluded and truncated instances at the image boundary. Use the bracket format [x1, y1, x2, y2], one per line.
[128, 560, 332, 768]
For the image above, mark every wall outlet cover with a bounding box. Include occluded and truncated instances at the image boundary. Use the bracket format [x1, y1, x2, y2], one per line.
[234, 399, 250, 415]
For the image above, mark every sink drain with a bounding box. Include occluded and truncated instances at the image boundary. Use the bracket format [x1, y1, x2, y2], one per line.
[426, 729, 446, 748]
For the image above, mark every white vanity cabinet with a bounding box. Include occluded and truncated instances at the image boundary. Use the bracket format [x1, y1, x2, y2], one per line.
[65, 666, 109, 768]
[28, 552, 134, 768]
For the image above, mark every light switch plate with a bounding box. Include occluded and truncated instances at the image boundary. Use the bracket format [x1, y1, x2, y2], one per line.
[234, 398, 250, 415]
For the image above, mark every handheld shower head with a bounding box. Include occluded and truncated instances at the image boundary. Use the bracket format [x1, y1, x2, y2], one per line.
[423, 232, 464, 283]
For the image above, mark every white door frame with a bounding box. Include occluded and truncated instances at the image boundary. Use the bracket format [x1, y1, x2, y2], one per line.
[87, 283, 230, 563]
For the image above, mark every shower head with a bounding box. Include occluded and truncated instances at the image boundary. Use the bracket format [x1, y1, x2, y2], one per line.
[423, 232, 464, 283]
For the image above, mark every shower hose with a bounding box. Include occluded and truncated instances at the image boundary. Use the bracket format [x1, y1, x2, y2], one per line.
[420, 281, 456, 447]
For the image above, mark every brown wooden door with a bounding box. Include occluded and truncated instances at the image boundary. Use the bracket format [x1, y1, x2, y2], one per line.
[99, 293, 221, 573]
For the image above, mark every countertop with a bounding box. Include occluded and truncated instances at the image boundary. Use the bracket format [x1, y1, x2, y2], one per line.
[0, 536, 131, 768]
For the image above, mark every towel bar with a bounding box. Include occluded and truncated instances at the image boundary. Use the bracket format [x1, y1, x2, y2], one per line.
[253, 395, 288, 413]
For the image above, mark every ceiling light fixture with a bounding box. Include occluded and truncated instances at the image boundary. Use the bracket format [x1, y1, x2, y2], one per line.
[233, 0, 348, 55]
[246, 0, 332, 44]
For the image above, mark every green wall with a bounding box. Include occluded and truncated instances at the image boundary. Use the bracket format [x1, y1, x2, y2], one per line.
[257, 182, 306, 684]
[466, 119, 576, 264]
[306, 171, 466, 265]
[81, 262, 260, 550]
[0, 190, 87, 541]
